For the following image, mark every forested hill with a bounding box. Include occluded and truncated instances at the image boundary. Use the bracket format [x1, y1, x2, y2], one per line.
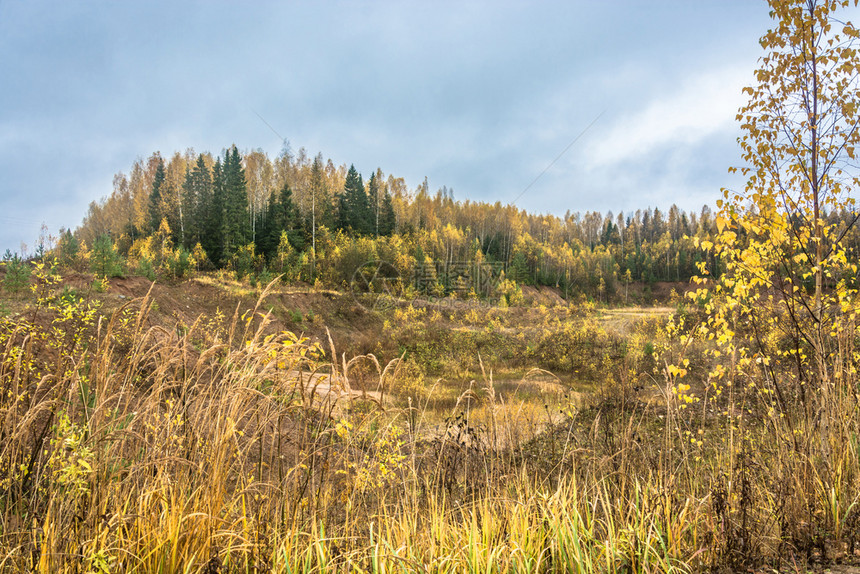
[70, 145, 860, 301]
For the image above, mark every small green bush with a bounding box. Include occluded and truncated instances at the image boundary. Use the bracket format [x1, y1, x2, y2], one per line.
[2, 254, 31, 296]
[90, 234, 125, 279]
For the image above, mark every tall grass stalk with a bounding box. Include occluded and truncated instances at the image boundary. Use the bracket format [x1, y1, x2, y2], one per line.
[0, 281, 858, 571]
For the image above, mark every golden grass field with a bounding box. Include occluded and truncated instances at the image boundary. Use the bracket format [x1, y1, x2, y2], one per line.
[0, 269, 858, 573]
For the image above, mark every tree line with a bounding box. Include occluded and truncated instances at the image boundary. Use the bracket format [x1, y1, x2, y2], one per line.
[69, 145, 860, 301]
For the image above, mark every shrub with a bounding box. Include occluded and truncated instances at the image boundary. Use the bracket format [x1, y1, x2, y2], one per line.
[2, 253, 30, 296]
[89, 234, 125, 279]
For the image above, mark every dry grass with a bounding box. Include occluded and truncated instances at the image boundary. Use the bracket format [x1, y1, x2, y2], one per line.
[0, 277, 857, 572]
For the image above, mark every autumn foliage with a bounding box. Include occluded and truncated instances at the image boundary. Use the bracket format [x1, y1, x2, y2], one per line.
[3, 0, 860, 572]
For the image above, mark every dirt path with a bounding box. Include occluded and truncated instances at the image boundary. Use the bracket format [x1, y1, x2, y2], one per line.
[283, 370, 385, 410]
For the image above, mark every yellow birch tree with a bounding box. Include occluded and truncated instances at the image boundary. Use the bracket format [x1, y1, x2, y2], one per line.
[684, 2, 860, 558]
[699, 0, 860, 411]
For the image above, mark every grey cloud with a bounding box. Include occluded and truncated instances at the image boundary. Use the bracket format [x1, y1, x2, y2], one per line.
[1, 0, 774, 252]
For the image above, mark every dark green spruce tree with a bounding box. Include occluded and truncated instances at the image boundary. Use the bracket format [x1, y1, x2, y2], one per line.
[367, 170, 381, 237]
[202, 158, 225, 266]
[336, 164, 372, 235]
[379, 189, 396, 236]
[148, 157, 166, 234]
[256, 181, 301, 261]
[221, 146, 250, 260]
[90, 234, 125, 278]
[183, 154, 211, 250]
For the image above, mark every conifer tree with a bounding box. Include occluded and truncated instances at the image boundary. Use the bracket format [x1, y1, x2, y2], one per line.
[57, 229, 80, 269]
[90, 234, 125, 278]
[2, 253, 30, 296]
[183, 154, 211, 249]
[221, 146, 250, 258]
[335, 185, 351, 233]
[148, 157, 166, 234]
[182, 166, 195, 246]
[257, 182, 300, 261]
[202, 158, 225, 266]
[336, 165, 372, 235]
[379, 189, 396, 236]
[367, 170, 381, 236]
[307, 154, 325, 281]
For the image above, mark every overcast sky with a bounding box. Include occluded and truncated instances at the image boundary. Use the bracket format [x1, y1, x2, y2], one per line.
[0, 1, 781, 254]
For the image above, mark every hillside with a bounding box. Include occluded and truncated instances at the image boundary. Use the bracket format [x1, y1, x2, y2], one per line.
[1, 267, 679, 387]
[1, 245, 859, 572]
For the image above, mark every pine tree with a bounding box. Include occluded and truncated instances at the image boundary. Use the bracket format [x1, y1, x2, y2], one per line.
[148, 157, 166, 234]
[221, 146, 250, 258]
[57, 229, 80, 269]
[202, 158, 225, 266]
[182, 166, 195, 246]
[379, 189, 396, 236]
[336, 165, 372, 235]
[90, 234, 125, 278]
[257, 182, 300, 261]
[183, 154, 211, 249]
[307, 154, 325, 282]
[2, 253, 30, 296]
[367, 170, 381, 236]
[335, 184, 351, 232]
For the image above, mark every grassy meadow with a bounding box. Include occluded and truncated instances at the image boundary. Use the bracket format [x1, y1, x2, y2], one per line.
[5, 0, 860, 571]
[0, 262, 857, 574]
